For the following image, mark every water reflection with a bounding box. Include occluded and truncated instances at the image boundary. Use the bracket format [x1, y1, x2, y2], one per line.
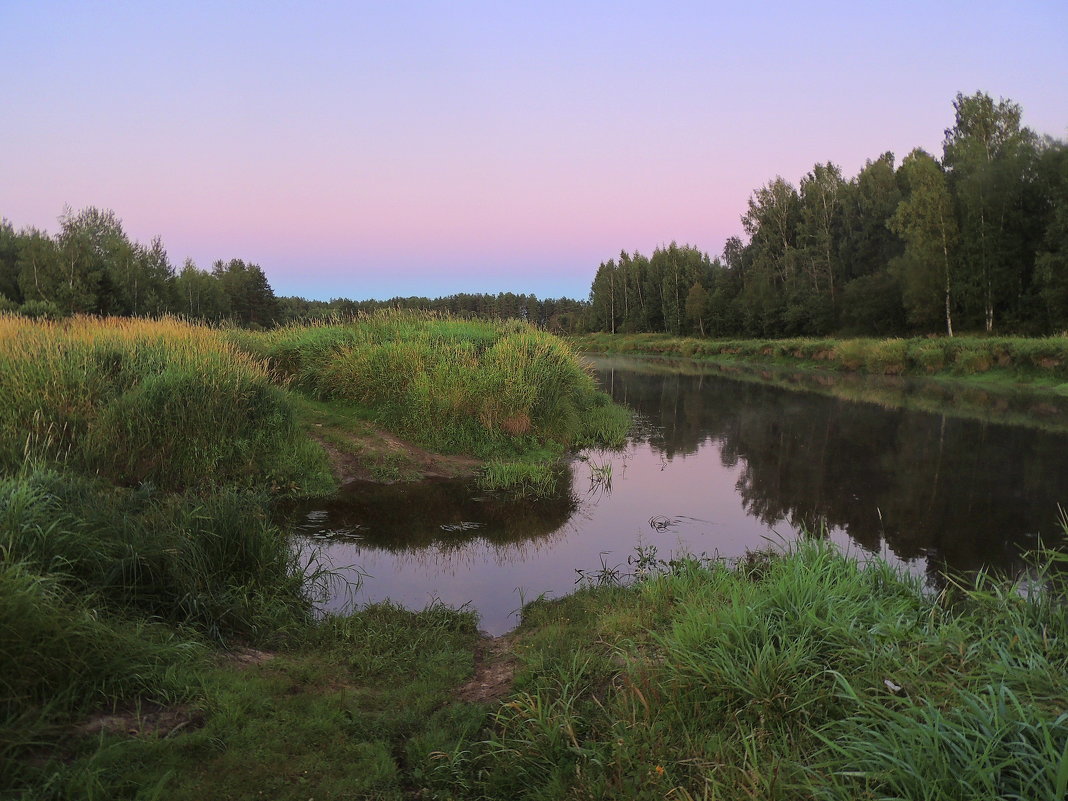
[291, 356, 1068, 633]
[602, 357, 1066, 578]
[293, 469, 575, 553]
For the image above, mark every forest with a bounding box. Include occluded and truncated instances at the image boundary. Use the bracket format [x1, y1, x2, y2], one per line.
[0, 209, 585, 331]
[586, 92, 1068, 338]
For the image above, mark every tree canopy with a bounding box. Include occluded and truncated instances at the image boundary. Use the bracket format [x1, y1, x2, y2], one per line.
[584, 92, 1067, 338]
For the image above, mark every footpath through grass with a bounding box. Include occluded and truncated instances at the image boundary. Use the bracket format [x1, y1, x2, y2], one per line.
[573, 331, 1068, 387]
[11, 539, 1068, 800]
[1, 311, 631, 798]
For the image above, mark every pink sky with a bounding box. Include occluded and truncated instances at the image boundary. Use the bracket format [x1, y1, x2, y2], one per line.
[2, 1, 1066, 299]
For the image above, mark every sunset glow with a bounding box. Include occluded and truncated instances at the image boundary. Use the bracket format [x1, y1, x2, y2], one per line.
[2, 1, 1066, 299]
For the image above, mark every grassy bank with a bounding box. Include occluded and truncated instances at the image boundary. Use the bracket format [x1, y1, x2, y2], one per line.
[230, 312, 630, 456]
[1, 312, 634, 797]
[0, 315, 333, 494]
[479, 541, 1068, 800]
[1, 467, 320, 795]
[596, 351, 1068, 436]
[0, 314, 629, 494]
[572, 332, 1068, 386]
[19, 314, 1065, 799]
[229, 311, 630, 489]
[14, 540, 1068, 800]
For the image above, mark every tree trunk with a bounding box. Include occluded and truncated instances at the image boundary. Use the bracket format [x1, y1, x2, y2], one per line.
[940, 210, 954, 338]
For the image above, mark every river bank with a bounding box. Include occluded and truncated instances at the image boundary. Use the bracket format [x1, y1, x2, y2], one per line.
[0, 312, 628, 798]
[6, 315, 1066, 799]
[571, 332, 1068, 387]
[16, 540, 1068, 800]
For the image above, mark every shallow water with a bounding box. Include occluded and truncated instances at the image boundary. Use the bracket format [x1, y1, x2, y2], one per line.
[292, 356, 1068, 634]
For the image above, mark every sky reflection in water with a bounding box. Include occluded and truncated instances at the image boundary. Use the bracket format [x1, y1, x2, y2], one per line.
[293, 356, 1068, 634]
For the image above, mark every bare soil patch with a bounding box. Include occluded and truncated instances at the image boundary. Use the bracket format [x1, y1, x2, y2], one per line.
[226, 646, 276, 669]
[456, 635, 518, 703]
[75, 704, 205, 739]
[313, 425, 481, 485]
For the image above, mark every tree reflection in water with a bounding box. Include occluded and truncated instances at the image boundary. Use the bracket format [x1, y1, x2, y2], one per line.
[600, 356, 1068, 583]
[288, 357, 1068, 633]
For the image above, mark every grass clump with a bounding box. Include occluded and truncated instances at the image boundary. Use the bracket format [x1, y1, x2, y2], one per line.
[0, 467, 326, 797]
[240, 311, 629, 457]
[466, 540, 1068, 800]
[0, 469, 312, 640]
[478, 456, 567, 497]
[0, 315, 333, 494]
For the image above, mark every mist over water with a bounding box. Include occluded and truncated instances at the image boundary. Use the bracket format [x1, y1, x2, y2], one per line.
[293, 356, 1068, 634]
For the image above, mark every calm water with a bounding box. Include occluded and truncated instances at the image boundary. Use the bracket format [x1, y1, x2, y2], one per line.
[293, 356, 1068, 634]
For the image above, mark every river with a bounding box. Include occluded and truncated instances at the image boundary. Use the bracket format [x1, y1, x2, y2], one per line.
[292, 355, 1068, 634]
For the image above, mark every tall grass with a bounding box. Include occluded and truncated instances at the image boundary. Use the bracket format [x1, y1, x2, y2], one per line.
[233, 311, 630, 457]
[468, 541, 1068, 800]
[0, 467, 324, 795]
[0, 315, 331, 493]
[1, 469, 312, 641]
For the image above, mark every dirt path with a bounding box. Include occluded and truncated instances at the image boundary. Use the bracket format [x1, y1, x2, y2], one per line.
[311, 425, 481, 485]
[455, 635, 518, 703]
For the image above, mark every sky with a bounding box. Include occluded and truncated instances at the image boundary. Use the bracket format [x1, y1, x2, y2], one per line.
[2, 1, 1067, 301]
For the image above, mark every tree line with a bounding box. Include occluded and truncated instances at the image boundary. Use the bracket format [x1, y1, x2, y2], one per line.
[276, 293, 588, 332]
[586, 92, 1068, 338]
[7, 91, 1063, 338]
[0, 207, 280, 327]
[0, 207, 588, 331]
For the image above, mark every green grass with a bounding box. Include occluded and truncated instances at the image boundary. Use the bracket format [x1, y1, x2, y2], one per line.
[233, 310, 631, 462]
[470, 540, 1068, 800]
[0, 315, 333, 495]
[478, 453, 567, 497]
[14, 313, 1065, 799]
[9, 536, 1068, 800]
[0, 467, 327, 795]
[0, 469, 312, 640]
[10, 603, 482, 801]
[0, 311, 632, 798]
[573, 331, 1068, 383]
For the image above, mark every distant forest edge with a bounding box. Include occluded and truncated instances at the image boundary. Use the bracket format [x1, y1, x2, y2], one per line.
[0, 208, 586, 332]
[2, 91, 1065, 337]
[587, 92, 1068, 338]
